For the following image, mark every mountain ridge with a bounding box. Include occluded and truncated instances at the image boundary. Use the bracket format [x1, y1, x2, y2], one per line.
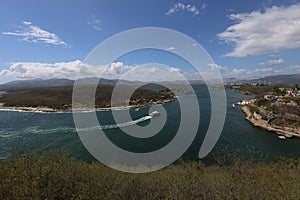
[0, 73, 299, 90]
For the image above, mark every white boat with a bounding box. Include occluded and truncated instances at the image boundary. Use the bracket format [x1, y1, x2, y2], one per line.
[232, 104, 235, 108]
[278, 135, 286, 140]
[149, 111, 160, 117]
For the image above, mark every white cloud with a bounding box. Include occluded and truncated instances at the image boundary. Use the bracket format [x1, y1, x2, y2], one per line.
[208, 63, 229, 72]
[22, 21, 32, 25]
[0, 61, 183, 82]
[218, 3, 300, 57]
[166, 3, 200, 15]
[253, 68, 273, 73]
[221, 65, 300, 79]
[116, 65, 182, 82]
[203, 63, 300, 79]
[231, 68, 246, 76]
[229, 67, 274, 78]
[3, 21, 68, 47]
[2, 60, 299, 83]
[259, 58, 285, 66]
[87, 16, 102, 31]
[286, 65, 300, 73]
[0, 60, 98, 80]
[185, 63, 230, 81]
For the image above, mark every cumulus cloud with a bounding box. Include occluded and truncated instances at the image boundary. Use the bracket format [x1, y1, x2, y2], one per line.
[218, 3, 300, 57]
[2, 60, 299, 83]
[208, 63, 229, 72]
[223, 65, 300, 79]
[202, 63, 300, 79]
[166, 3, 200, 15]
[182, 63, 288, 80]
[0, 60, 183, 82]
[231, 68, 247, 76]
[2, 21, 68, 47]
[0, 60, 99, 80]
[285, 65, 300, 73]
[218, 67, 272, 78]
[259, 59, 285, 66]
[116, 65, 182, 82]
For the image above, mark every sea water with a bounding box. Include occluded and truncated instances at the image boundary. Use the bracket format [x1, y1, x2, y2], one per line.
[1, 87, 300, 162]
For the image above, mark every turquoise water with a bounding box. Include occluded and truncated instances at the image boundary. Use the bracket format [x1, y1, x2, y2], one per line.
[1, 87, 300, 162]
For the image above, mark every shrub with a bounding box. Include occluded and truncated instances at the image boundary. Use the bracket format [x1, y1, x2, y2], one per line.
[1, 150, 300, 199]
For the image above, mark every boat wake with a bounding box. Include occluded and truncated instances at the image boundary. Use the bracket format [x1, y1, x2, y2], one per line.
[83, 115, 153, 131]
[0, 115, 154, 139]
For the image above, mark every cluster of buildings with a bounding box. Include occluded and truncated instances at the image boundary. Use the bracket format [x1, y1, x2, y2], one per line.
[263, 87, 300, 100]
[237, 99, 254, 105]
[285, 88, 300, 97]
[264, 95, 277, 100]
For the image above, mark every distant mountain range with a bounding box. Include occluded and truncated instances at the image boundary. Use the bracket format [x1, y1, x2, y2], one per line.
[0, 74, 299, 90]
[0, 78, 142, 90]
[248, 74, 300, 85]
[0, 79, 74, 90]
[222, 74, 300, 84]
[168, 74, 300, 85]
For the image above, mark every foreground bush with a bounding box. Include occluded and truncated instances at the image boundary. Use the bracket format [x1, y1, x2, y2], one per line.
[0, 151, 300, 200]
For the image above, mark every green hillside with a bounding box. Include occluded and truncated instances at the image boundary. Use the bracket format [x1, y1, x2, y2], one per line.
[0, 85, 175, 109]
[1, 151, 299, 199]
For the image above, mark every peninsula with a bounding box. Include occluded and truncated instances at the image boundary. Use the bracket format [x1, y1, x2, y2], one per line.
[229, 84, 300, 139]
[0, 85, 176, 112]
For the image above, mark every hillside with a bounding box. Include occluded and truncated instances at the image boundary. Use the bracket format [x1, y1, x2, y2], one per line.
[0, 151, 299, 199]
[0, 78, 144, 91]
[0, 79, 74, 90]
[234, 84, 300, 138]
[224, 74, 300, 84]
[0, 73, 299, 91]
[0, 85, 175, 111]
[245, 74, 300, 85]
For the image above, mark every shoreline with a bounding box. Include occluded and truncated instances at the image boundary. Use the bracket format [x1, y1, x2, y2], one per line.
[0, 99, 176, 113]
[241, 106, 300, 139]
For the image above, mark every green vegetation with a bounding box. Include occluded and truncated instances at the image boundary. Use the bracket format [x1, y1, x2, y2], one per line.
[228, 84, 300, 131]
[227, 84, 281, 96]
[1, 150, 300, 199]
[273, 86, 285, 96]
[0, 85, 175, 109]
[254, 98, 269, 107]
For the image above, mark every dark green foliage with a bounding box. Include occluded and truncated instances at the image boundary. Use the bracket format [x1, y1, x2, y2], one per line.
[1, 150, 300, 199]
[0, 87, 73, 109]
[254, 98, 269, 107]
[249, 105, 259, 113]
[228, 84, 288, 97]
[273, 86, 285, 96]
[0, 85, 175, 109]
[230, 85, 279, 95]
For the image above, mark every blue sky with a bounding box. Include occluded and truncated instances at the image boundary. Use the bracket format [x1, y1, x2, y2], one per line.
[1, 0, 300, 82]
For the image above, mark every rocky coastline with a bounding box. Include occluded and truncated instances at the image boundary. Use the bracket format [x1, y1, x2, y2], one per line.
[241, 106, 300, 139]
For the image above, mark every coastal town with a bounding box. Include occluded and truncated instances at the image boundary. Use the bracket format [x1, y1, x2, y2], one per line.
[229, 84, 300, 140]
